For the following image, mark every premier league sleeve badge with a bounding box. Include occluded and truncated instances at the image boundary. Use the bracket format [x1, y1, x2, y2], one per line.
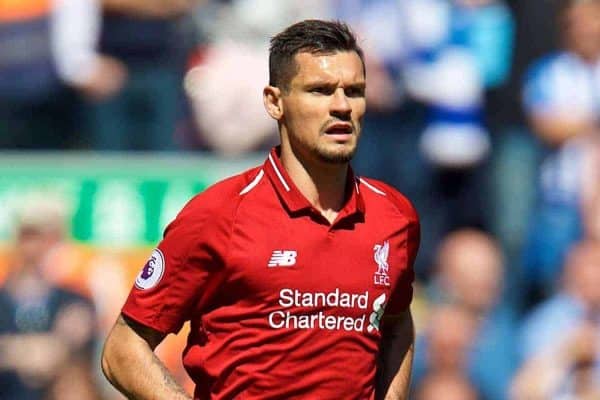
[135, 248, 165, 290]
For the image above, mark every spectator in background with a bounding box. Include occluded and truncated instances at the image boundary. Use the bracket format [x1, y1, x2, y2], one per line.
[184, 0, 331, 155]
[404, 0, 514, 170]
[414, 229, 517, 400]
[415, 304, 479, 378]
[415, 371, 480, 400]
[523, 0, 600, 147]
[513, 240, 600, 400]
[0, 0, 126, 149]
[0, 199, 98, 399]
[512, 322, 600, 400]
[521, 0, 600, 302]
[404, 0, 514, 258]
[85, 0, 202, 151]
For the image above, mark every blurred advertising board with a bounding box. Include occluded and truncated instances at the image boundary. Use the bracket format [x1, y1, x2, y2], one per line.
[0, 152, 263, 246]
[0, 152, 266, 392]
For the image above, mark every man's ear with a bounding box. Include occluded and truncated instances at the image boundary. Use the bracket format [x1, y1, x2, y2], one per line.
[263, 85, 283, 120]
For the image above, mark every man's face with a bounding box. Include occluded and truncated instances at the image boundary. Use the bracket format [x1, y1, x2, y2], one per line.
[15, 226, 52, 269]
[279, 51, 366, 164]
[563, 2, 600, 61]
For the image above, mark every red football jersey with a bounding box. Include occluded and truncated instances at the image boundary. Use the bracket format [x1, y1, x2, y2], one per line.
[122, 147, 420, 400]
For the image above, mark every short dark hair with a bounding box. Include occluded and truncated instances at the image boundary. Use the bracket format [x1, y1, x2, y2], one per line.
[269, 19, 364, 90]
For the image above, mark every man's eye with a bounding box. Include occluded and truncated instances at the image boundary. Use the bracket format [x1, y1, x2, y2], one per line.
[346, 88, 365, 97]
[310, 87, 332, 95]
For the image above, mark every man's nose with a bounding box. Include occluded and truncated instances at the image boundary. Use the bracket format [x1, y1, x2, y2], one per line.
[330, 88, 352, 117]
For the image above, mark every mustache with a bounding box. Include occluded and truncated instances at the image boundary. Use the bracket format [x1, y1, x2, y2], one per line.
[320, 118, 356, 133]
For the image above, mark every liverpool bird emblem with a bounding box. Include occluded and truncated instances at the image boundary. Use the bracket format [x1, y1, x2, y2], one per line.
[373, 241, 390, 275]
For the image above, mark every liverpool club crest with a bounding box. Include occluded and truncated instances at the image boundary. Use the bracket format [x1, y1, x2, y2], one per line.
[373, 241, 391, 287]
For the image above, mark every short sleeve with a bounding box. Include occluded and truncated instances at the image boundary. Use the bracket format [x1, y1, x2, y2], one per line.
[385, 198, 420, 315]
[122, 199, 229, 334]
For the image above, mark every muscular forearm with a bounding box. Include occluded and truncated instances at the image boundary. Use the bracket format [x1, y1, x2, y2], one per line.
[384, 342, 413, 400]
[101, 316, 191, 400]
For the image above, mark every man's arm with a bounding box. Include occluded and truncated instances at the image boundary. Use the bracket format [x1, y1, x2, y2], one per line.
[101, 314, 191, 400]
[377, 310, 415, 400]
[51, 0, 128, 100]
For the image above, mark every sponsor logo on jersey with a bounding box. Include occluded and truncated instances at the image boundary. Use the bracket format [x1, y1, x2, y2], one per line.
[373, 241, 391, 287]
[367, 293, 387, 332]
[268, 288, 368, 332]
[268, 250, 297, 267]
[135, 248, 165, 290]
[267, 288, 389, 333]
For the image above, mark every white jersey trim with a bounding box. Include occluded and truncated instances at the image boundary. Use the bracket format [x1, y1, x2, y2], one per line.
[269, 153, 291, 192]
[240, 169, 265, 195]
[359, 178, 387, 196]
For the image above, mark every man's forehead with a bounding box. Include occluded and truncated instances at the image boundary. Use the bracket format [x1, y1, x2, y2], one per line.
[291, 51, 365, 82]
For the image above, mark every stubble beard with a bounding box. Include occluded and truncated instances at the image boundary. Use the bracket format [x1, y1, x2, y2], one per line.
[313, 120, 360, 164]
[285, 123, 361, 165]
[314, 142, 358, 164]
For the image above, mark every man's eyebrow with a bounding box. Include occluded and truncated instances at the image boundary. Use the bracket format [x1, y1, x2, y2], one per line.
[347, 82, 366, 89]
[303, 79, 366, 88]
[303, 79, 338, 86]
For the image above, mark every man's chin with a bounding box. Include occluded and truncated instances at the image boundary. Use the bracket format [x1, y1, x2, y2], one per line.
[316, 149, 356, 164]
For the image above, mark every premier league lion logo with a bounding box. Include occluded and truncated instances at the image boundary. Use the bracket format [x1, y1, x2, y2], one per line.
[135, 249, 165, 290]
[141, 256, 157, 280]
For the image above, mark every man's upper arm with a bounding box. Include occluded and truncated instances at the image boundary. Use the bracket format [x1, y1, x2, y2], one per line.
[381, 310, 414, 342]
[117, 314, 167, 350]
[122, 196, 231, 335]
[101, 315, 195, 400]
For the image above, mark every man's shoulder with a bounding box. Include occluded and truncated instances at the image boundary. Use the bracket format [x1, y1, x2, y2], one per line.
[358, 176, 419, 223]
[174, 166, 264, 223]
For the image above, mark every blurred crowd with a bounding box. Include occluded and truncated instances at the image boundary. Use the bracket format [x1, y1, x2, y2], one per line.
[1, 0, 600, 399]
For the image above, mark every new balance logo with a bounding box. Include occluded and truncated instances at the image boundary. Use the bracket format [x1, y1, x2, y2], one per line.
[268, 250, 297, 267]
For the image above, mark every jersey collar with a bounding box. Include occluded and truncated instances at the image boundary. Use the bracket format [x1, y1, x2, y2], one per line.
[263, 147, 365, 217]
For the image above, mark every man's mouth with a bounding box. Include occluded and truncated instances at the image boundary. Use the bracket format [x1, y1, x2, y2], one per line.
[324, 123, 353, 135]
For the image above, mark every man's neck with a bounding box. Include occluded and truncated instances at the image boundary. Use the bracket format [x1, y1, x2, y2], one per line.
[280, 148, 349, 223]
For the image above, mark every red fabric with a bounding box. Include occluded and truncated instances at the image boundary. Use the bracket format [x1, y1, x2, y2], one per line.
[122, 148, 419, 400]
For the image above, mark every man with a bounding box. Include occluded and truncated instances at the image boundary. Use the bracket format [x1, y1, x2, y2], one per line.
[521, 0, 600, 300]
[523, 0, 600, 147]
[0, 0, 126, 149]
[511, 240, 600, 399]
[414, 229, 517, 400]
[85, 0, 198, 150]
[101, 20, 419, 400]
[0, 197, 97, 399]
